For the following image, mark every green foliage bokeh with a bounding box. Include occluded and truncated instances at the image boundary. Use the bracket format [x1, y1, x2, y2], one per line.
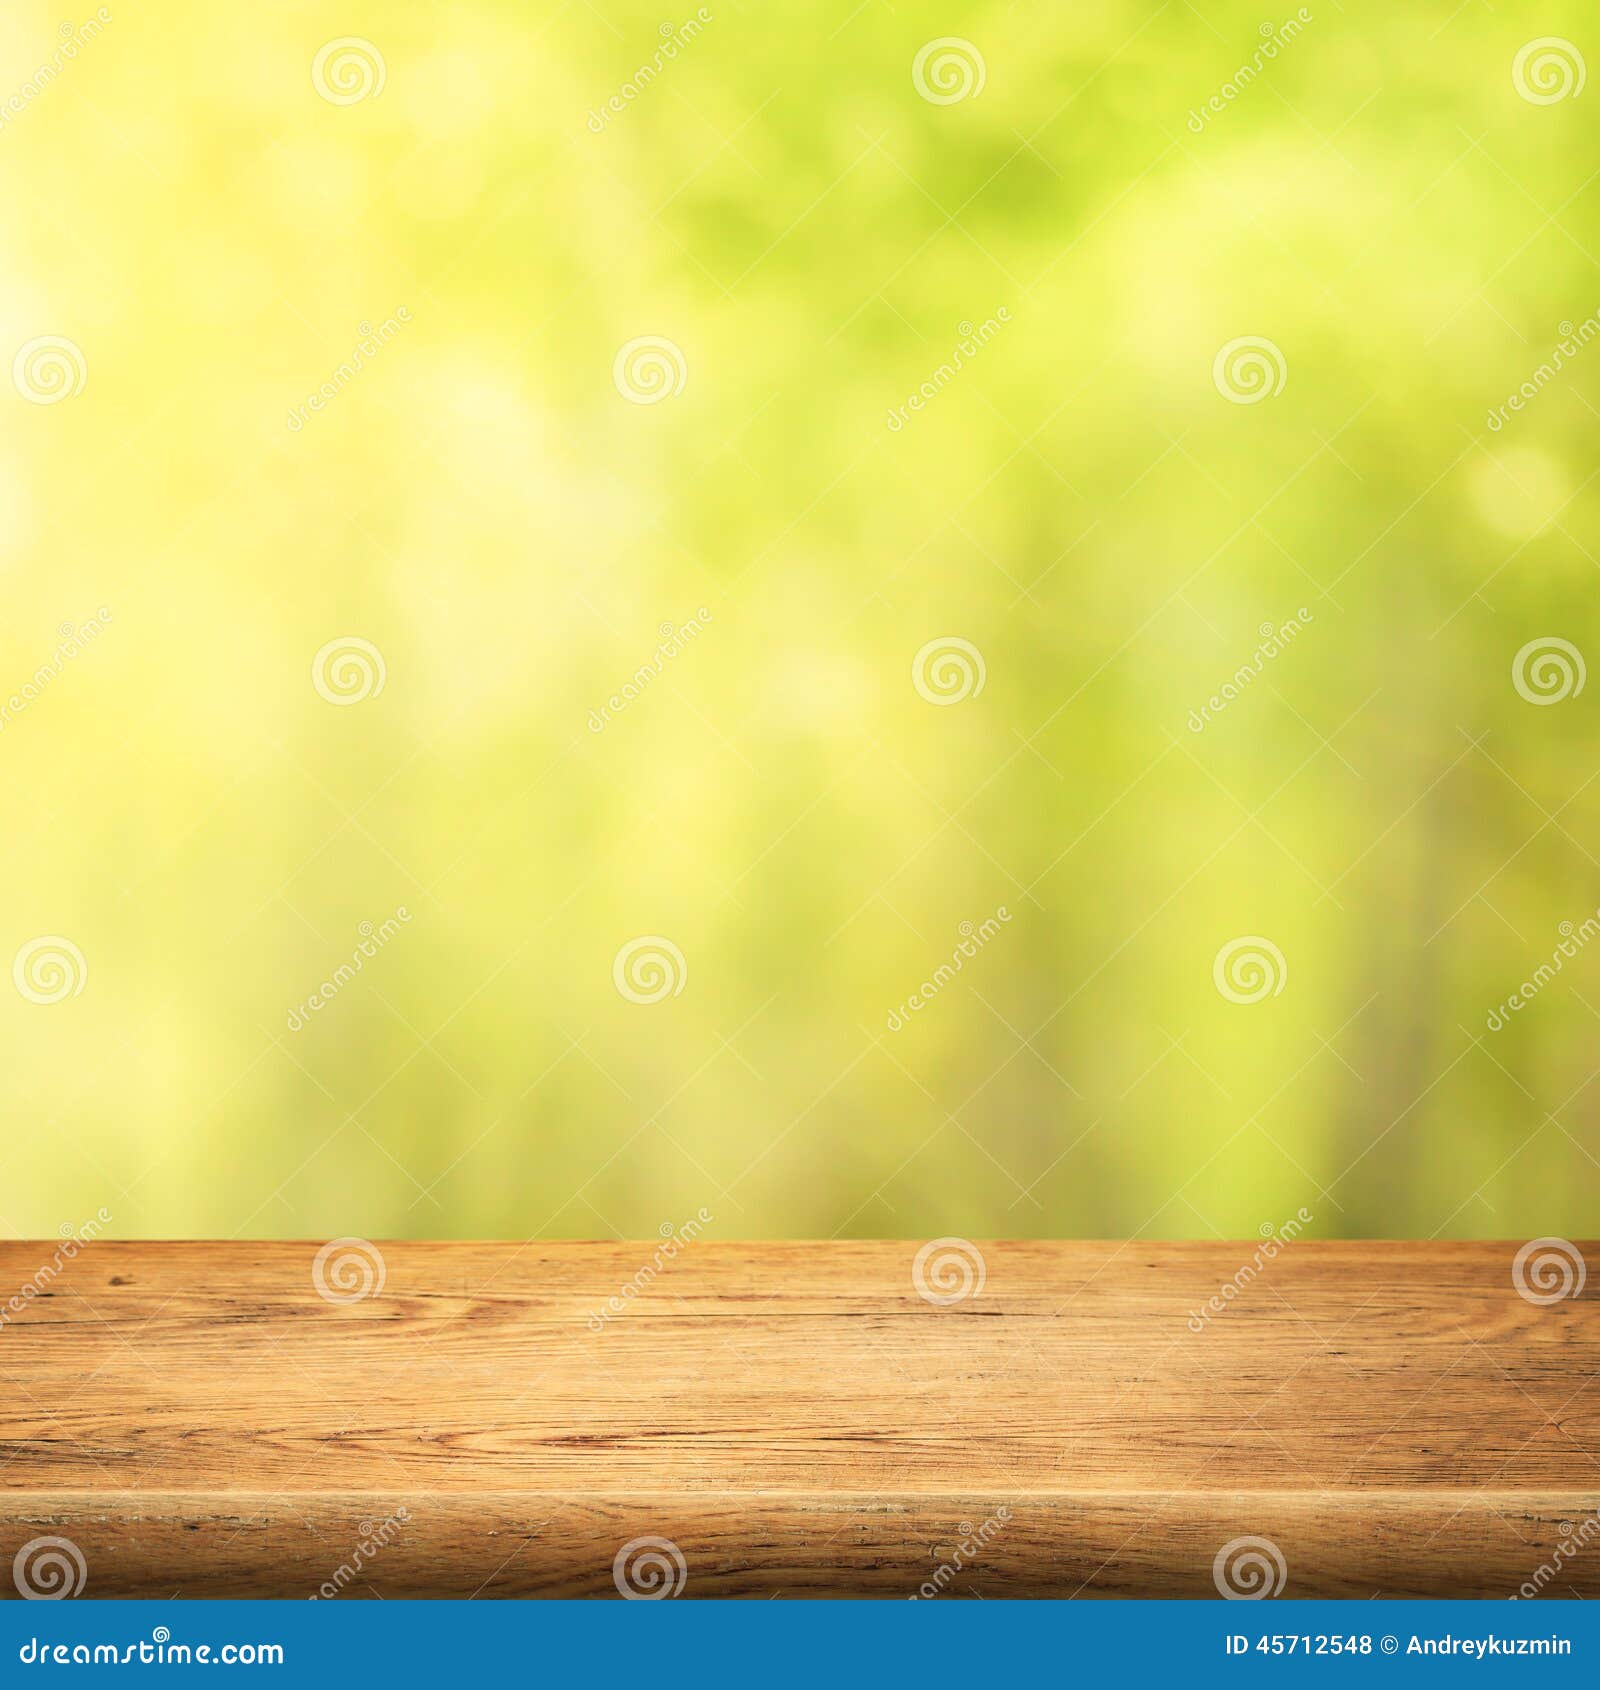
[2, 0, 1597, 1239]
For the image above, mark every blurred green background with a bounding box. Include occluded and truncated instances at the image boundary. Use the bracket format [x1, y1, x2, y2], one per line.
[1, 0, 1597, 1241]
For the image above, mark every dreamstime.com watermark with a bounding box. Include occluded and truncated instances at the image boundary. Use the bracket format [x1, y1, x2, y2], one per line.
[886, 310, 1011, 431]
[614, 336, 687, 403]
[0, 10, 112, 134]
[1213, 335, 1287, 403]
[912, 1237, 986, 1306]
[586, 1210, 713, 1331]
[1186, 609, 1312, 733]
[1186, 10, 1313, 132]
[13, 335, 87, 404]
[1212, 935, 1286, 1003]
[286, 908, 411, 1031]
[1512, 1513, 1600, 1599]
[313, 36, 385, 105]
[0, 1210, 111, 1329]
[311, 635, 386, 705]
[1511, 1237, 1586, 1307]
[1213, 1535, 1288, 1598]
[13, 936, 87, 1004]
[309, 1508, 411, 1600]
[312, 1238, 387, 1304]
[911, 636, 986, 705]
[1187, 1209, 1313, 1331]
[287, 311, 412, 431]
[908, 1507, 1012, 1599]
[587, 609, 712, 731]
[912, 37, 985, 104]
[1512, 37, 1585, 105]
[1511, 636, 1584, 706]
[613, 1536, 688, 1597]
[1486, 910, 1600, 1031]
[886, 907, 1012, 1031]
[18, 1632, 284, 1662]
[1487, 314, 1600, 434]
[586, 10, 713, 131]
[613, 935, 687, 1003]
[0, 609, 112, 731]
[14, 1537, 88, 1600]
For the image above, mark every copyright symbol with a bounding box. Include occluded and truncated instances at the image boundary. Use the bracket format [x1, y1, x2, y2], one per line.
[1381, 1636, 1398, 1655]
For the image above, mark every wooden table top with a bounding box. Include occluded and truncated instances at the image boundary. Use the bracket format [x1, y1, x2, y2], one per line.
[0, 1239, 1595, 1598]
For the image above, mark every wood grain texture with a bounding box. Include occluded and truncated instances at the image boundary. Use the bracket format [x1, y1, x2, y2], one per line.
[0, 1240, 1595, 1598]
